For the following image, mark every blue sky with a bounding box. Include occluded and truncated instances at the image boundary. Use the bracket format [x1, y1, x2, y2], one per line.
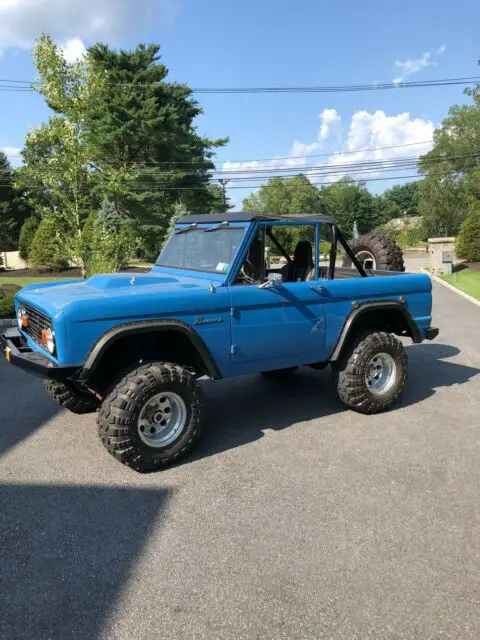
[1, 0, 479, 205]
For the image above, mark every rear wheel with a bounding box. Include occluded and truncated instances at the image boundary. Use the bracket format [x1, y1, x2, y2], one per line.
[44, 379, 99, 414]
[343, 233, 405, 272]
[97, 362, 203, 472]
[332, 331, 407, 414]
[261, 367, 298, 381]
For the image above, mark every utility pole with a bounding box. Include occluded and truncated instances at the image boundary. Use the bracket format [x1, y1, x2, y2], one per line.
[219, 179, 229, 210]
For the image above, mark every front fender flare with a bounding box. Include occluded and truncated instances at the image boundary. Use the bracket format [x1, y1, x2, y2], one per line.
[79, 319, 221, 380]
[329, 301, 422, 362]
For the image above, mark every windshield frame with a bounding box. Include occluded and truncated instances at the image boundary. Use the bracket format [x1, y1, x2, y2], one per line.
[155, 222, 249, 277]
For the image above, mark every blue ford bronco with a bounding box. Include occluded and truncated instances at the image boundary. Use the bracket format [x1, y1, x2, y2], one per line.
[1, 212, 438, 472]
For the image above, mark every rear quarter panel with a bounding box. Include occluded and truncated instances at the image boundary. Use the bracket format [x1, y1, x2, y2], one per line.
[323, 272, 432, 358]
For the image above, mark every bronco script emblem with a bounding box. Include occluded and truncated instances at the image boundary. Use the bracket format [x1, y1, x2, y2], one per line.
[194, 317, 224, 325]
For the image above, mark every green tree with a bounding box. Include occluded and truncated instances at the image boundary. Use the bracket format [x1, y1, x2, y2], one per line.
[419, 78, 480, 236]
[243, 174, 325, 251]
[18, 216, 40, 262]
[382, 182, 420, 218]
[16, 34, 101, 276]
[0, 151, 18, 251]
[243, 174, 324, 216]
[456, 203, 480, 261]
[321, 178, 379, 237]
[82, 199, 133, 275]
[30, 215, 70, 271]
[162, 201, 189, 248]
[85, 43, 227, 258]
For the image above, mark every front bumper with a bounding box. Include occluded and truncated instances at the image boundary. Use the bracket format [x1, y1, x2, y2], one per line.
[426, 327, 439, 340]
[1, 327, 78, 381]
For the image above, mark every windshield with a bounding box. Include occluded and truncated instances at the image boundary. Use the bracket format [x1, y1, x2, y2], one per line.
[156, 227, 245, 273]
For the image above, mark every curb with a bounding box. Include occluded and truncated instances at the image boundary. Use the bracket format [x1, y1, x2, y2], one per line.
[0, 319, 16, 328]
[422, 269, 480, 309]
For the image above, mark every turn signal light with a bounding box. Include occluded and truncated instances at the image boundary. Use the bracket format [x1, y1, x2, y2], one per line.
[41, 329, 48, 344]
[21, 315, 28, 328]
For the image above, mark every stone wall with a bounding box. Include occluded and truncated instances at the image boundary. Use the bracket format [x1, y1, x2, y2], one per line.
[428, 237, 456, 275]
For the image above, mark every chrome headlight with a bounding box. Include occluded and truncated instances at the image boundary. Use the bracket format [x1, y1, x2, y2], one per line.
[44, 327, 56, 355]
[17, 304, 26, 329]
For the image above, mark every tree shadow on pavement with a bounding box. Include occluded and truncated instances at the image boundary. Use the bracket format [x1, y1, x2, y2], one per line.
[191, 342, 479, 464]
[0, 361, 61, 457]
[0, 483, 172, 640]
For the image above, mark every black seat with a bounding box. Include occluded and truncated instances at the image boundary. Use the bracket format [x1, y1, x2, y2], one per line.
[282, 240, 314, 282]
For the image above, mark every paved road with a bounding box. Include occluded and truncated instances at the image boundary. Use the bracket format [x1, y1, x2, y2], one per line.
[1, 282, 479, 640]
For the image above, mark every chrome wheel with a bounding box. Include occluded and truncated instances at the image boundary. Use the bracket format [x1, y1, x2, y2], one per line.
[137, 392, 187, 448]
[356, 250, 376, 270]
[365, 352, 396, 396]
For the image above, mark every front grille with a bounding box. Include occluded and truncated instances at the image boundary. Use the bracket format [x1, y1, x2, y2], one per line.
[23, 304, 52, 347]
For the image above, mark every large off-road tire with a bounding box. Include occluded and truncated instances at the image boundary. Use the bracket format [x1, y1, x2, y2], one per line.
[261, 367, 298, 381]
[343, 233, 405, 272]
[44, 379, 99, 414]
[332, 331, 407, 414]
[97, 362, 203, 473]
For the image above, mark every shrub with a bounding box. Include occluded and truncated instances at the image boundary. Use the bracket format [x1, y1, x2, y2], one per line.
[19, 216, 40, 262]
[456, 205, 480, 262]
[83, 200, 133, 276]
[162, 201, 190, 249]
[0, 284, 20, 318]
[29, 216, 70, 271]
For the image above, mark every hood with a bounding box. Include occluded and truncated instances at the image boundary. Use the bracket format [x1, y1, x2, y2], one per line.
[17, 271, 214, 319]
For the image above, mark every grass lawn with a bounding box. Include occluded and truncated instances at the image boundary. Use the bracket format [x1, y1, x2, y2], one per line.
[441, 269, 480, 301]
[0, 276, 81, 287]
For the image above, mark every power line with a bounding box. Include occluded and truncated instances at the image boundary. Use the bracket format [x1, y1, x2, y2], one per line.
[0, 75, 479, 94]
[13, 152, 475, 184]
[5, 140, 434, 166]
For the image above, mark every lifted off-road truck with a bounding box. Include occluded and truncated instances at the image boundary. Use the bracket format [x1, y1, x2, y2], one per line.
[1, 213, 438, 472]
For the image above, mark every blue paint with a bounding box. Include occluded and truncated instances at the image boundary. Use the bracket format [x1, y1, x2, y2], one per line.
[14, 219, 434, 375]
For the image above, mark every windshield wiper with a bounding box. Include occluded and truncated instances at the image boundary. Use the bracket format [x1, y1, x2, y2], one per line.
[204, 221, 229, 232]
[175, 223, 197, 235]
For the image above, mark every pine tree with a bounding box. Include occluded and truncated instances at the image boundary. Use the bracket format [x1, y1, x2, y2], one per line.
[86, 43, 227, 258]
[0, 151, 16, 251]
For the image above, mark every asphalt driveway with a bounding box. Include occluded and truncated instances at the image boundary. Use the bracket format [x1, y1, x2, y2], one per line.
[1, 281, 479, 640]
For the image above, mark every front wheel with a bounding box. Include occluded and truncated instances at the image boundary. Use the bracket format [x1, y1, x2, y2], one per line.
[97, 362, 204, 472]
[44, 379, 99, 414]
[332, 332, 407, 414]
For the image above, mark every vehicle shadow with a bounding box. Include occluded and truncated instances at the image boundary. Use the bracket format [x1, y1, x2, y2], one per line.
[0, 482, 172, 640]
[191, 343, 479, 464]
[402, 343, 479, 405]
[0, 360, 61, 458]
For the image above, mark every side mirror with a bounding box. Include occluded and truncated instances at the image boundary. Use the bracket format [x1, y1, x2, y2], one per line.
[258, 272, 283, 289]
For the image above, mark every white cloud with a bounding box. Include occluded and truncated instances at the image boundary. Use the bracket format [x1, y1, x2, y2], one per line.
[222, 109, 341, 177]
[61, 38, 86, 63]
[392, 46, 445, 84]
[319, 108, 341, 139]
[307, 110, 434, 184]
[222, 109, 434, 193]
[222, 139, 316, 178]
[0, 0, 178, 51]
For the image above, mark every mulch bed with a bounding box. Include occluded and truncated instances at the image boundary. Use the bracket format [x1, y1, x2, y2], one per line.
[464, 262, 480, 271]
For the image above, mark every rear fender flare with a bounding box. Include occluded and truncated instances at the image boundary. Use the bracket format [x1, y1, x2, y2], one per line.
[329, 301, 422, 362]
